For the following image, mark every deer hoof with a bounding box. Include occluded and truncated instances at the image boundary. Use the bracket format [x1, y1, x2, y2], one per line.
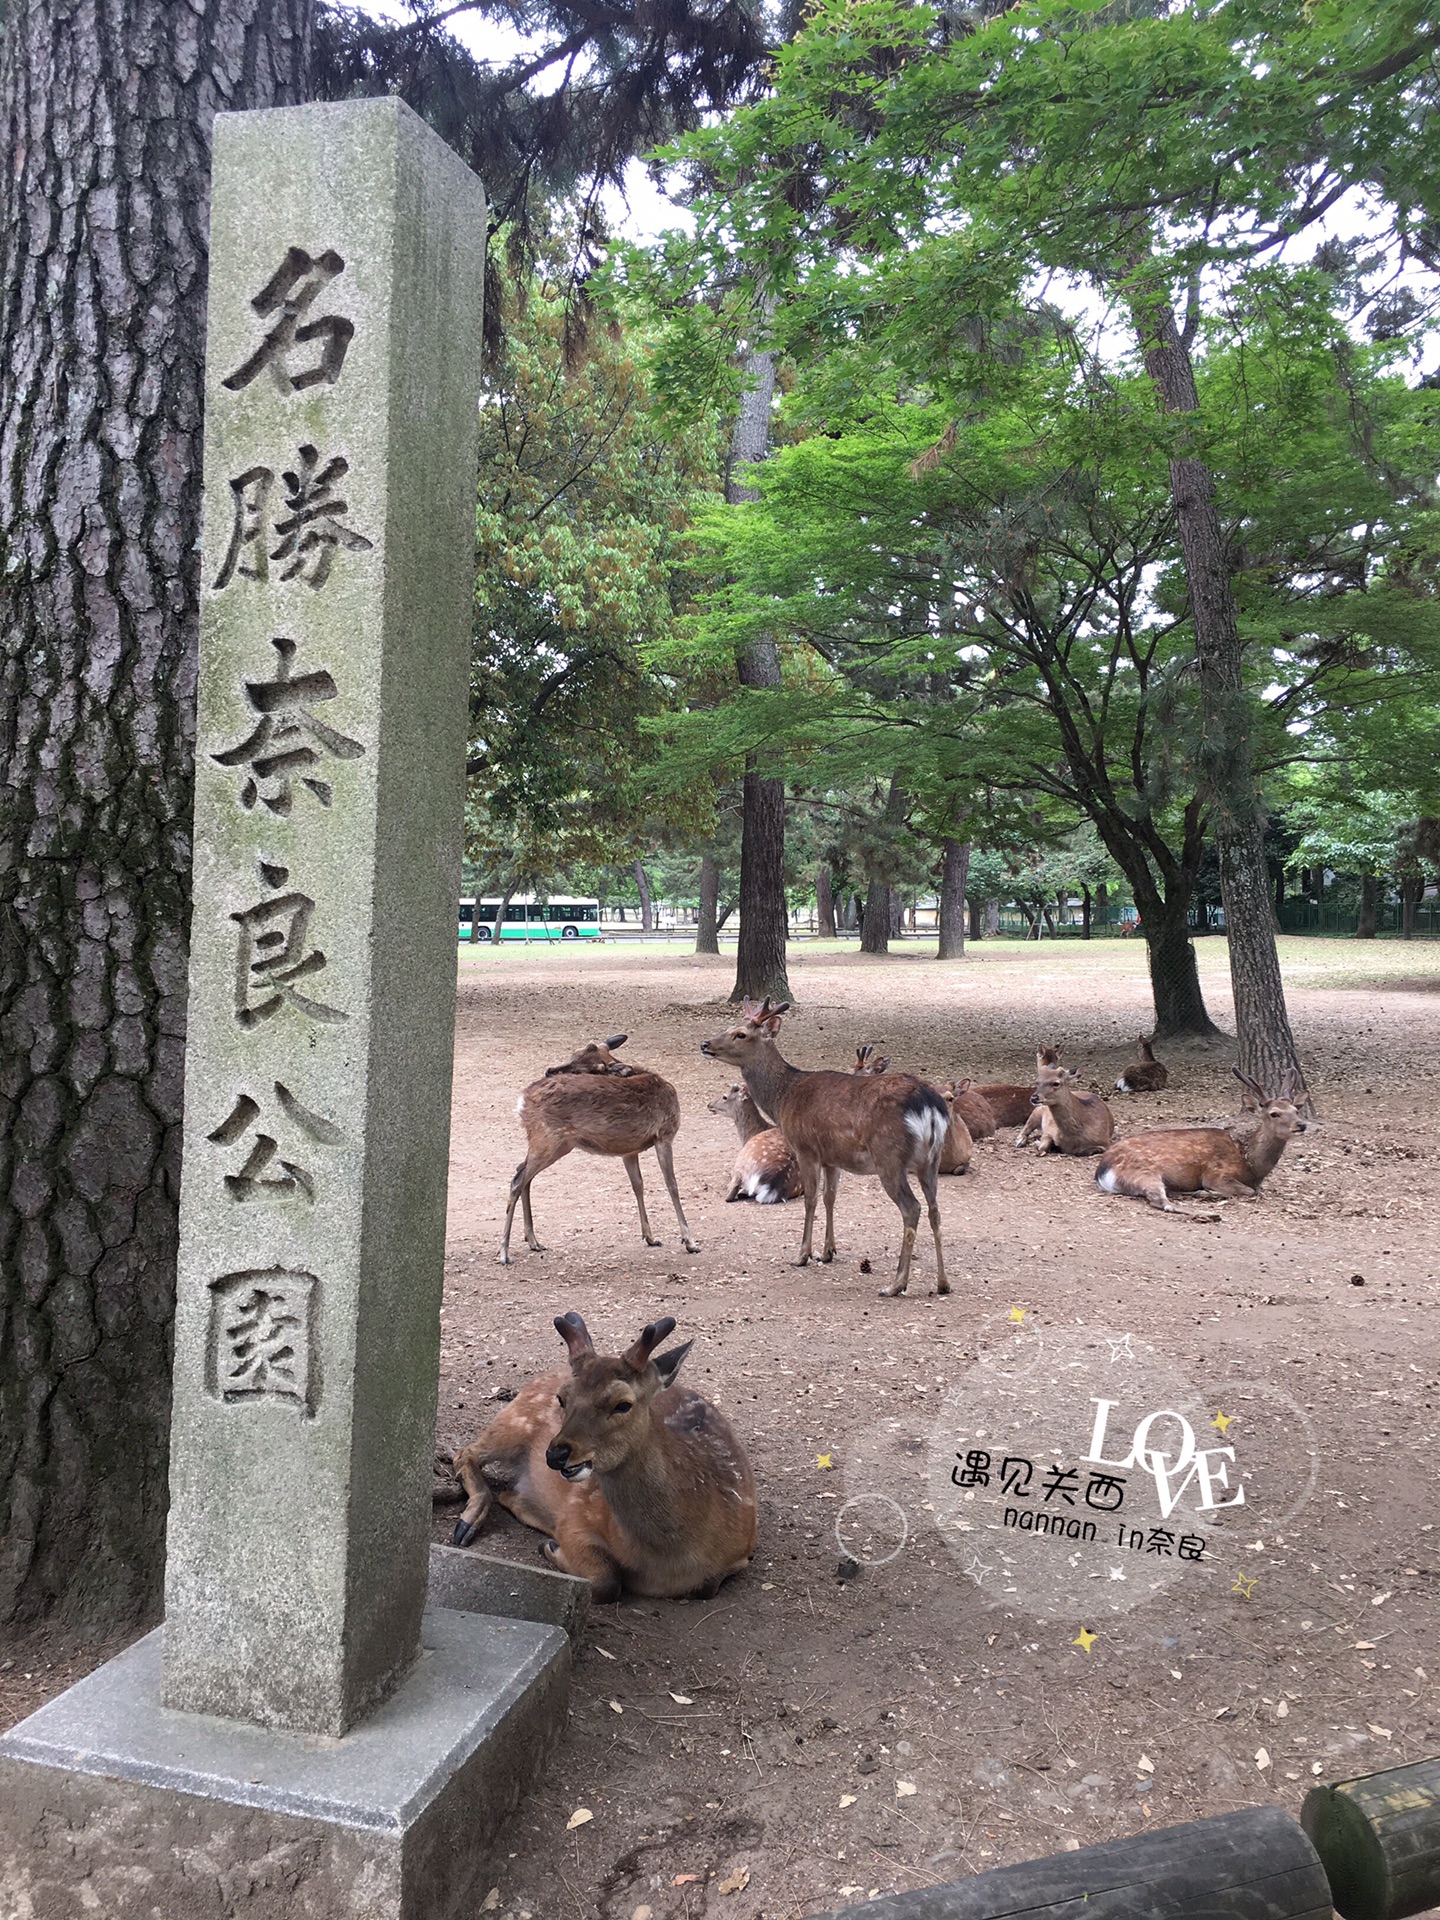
[879, 1284, 908, 1298]
[684, 1239, 701, 1254]
[453, 1517, 483, 1548]
[496, 1252, 512, 1266]
[644, 1236, 661, 1248]
[821, 1249, 835, 1264]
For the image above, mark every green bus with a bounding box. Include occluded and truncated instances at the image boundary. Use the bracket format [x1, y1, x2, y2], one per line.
[458, 896, 602, 943]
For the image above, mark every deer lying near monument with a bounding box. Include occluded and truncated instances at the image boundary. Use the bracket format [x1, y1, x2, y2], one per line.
[1095, 1069, 1309, 1213]
[445, 1313, 756, 1600]
[708, 1084, 803, 1204]
[500, 1043, 698, 1263]
[701, 997, 950, 1297]
[945, 1078, 998, 1140]
[1015, 1058, 1115, 1156]
[1115, 1037, 1169, 1093]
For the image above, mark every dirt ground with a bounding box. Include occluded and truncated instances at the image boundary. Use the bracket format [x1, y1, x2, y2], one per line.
[4, 934, 1438, 1919]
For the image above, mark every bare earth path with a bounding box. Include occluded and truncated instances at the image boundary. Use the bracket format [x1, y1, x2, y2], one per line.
[3, 935, 1437, 1919]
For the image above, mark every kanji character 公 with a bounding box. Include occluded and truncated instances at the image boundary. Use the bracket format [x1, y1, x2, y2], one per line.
[207, 1080, 348, 1201]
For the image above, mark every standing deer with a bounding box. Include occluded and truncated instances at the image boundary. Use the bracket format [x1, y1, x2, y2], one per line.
[701, 998, 950, 1298]
[1015, 1058, 1115, 1155]
[500, 1039, 698, 1263]
[445, 1313, 756, 1600]
[707, 1084, 803, 1203]
[1115, 1037, 1169, 1093]
[1096, 1069, 1310, 1212]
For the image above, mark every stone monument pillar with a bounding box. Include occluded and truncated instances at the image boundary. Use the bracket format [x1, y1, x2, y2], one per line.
[0, 99, 576, 1920]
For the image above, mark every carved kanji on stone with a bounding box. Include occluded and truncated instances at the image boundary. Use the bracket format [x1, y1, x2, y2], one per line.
[272, 445, 373, 588]
[222, 246, 354, 394]
[231, 859, 347, 1029]
[208, 1268, 318, 1411]
[212, 636, 364, 813]
[207, 1081, 348, 1201]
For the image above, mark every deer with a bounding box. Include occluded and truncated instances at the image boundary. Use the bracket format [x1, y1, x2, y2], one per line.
[701, 997, 950, 1298]
[944, 1078, 998, 1141]
[1115, 1036, 1169, 1094]
[1095, 1068, 1310, 1214]
[937, 1091, 974, 1174]
[500, 1040, 699, 1263]
[852, 1044, 892, 1074]
[707, 1084, 804, 1204]
[1014, 1057, 1115, 1156]
[544, 1033, 636, 1078]
[972, 1048, 1058, 1129]
[444, 1313, 756, 1601]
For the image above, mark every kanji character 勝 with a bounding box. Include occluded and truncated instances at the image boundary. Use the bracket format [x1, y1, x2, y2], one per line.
[222, 247, 354, 394]
[213, 466, 275, 589]
[272, 445, 374, 588]
[212, 636, 364, 814]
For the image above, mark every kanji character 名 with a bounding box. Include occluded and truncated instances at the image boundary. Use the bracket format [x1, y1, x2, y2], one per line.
[951, 1449, 991, 1489]
[208, 1268, 318, 1412]
[207, 1080, 348, 1201]
[1000, 1456, 1034, 1498]
[230, 859, 347, 1029]
[1041, 1465, 1080, 1506]
[1084, 1470, 1127, 1512]
[222, 247, 354, 394]
[271, 445, 373, 588]
[212, 636, 364, 813]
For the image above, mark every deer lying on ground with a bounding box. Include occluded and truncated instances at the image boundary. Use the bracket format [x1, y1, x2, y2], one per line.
[500, 1041, 699, 1263]
[544, 1033, 636, 1077]
[1095, 1069, 1309, 1214]
[945, 1079, 998, 1140]
[937, 1089, 974, 1174]
[707, 1084, 803, 1204]
[972, 1049, 1058, 1129]
[445, 1313, 756, 1600]
[852, 1044, 892, 1074]
[1115, 1037, 1169, 1094]
[1015, 1057, 1115, 1155]
[702, 997, 950, 1297]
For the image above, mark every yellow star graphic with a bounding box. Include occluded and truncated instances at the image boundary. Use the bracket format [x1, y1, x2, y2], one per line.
[1212, 1410, 1233, 1435]
[1008, 1306, 1027, 1323]
[816, 1453, 835, 1470]
[1231, 1573, 1257, 1600]
[1072, 1627, 1098, 1654]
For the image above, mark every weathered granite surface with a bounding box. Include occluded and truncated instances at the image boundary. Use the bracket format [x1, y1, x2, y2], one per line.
[428, 1542, 591, 1644]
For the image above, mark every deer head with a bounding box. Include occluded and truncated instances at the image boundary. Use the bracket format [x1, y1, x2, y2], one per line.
[701, 996, 790, 1067]
[706, 1084, 747, 1119]
[545, 1314, 693, 1480]
[545, 1035, 631, 1077]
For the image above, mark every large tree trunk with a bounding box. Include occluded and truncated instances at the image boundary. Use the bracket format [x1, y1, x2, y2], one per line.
[726, 322, 790, 1005]
[815, 862, 836, 940]
[1356, 872, 1380, 940]
[1401, 873, 1422, 940]
[860, 873, 891, 954]
[937, 839, 969, 958]
[1130, 272, 1308, 1104]
[695, 851, 721, 954]
[859, 775, 906, 955]
[968, 895, 982, 941]
[0, 0, 313, 1635]
[1144, 905, 1220, 1041]
[633, 859, 654, 934]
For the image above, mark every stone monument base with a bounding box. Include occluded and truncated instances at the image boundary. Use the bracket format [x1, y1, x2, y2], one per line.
[0, 1606, 569, 1920]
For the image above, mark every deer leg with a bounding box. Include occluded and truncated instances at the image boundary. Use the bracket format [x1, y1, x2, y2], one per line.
[878, 1171, 922, 1299]
[919, 1158, 949, 1295]
[794, 1158, 822, 1266]
[654, 1137, 700, 1253]
[500, 1142, 569, 1262]
[451, 1454, 497, 1549]
[623, 1154, 660, 1246]
[821, 1166, 840, 1262]
[542, 1533, 622, 1602]
[1203, 1177, 1259, 1200]
[1013, 1109, 1041, 1149]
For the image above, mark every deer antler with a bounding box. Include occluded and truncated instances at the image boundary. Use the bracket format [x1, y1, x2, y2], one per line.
[1232, 1066, 1269, 1100]
[622, 1316, 679, 1371]
[554, 1311, 595, 1358]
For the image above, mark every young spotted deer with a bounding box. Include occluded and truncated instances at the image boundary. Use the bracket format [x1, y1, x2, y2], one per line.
[500, 1039, 698, 1263]
[1096, 1069, 1310, 1214]
[1015, 1058, 1115, 1156]
[702, 998, 950, 1298]
[707, 1084, 803, 1204]
[1116, 1037, 1169, 1093]
[447, 1313, 756, 1600]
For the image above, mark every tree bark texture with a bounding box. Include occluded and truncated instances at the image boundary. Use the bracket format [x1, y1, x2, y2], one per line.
[967, 896, 982, 941]
[1356, 873, 1379, 940]
[860, 875, 890, 954]
[815, 862, 836, 940]
[726, 330, 789, 1004]
[695, 851, 720, 954]
[937, 839, 969, 959]
[1129, 271, 1307, 1100]
[1401, 874, 1422, 940]
[632, 858, 654, 934]
[0, 0, 313, 1632]
[1081, 884, 1092, 940]
[1144, 906, 1217, 1041]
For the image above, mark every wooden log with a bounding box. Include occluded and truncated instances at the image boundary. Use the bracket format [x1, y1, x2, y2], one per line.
[1302, 1756, 1440, 1920]
[816, 1805, 1330, 1920]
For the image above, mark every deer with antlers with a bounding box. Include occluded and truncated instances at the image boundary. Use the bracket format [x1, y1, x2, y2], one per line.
[701, 998, 950, 1297]
[1095, 1069, 1310, 1213]
[707, 1084, 804, 1204]
[444, 1313, 756, 1600]
[500, 1035, 698, 1263]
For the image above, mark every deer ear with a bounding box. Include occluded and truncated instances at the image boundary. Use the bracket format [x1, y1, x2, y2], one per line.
[622, 1316, 679, 1371]
[604, 1033, 628, 1050]
[650, 1340, 693, 1388]
[554, 1312, 594, 1358]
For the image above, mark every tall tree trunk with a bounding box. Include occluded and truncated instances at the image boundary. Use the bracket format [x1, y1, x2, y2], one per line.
[859, 775, 906, 956]
[1356, 872, 1380, 940]
[1096, 880, 1109, 931]
[0, 0, 313, 1634]
[937, 839, 969, 959]
[968, 896, 982, 941]
[727, 320, 790, 1004]
[1401, 874, 1422, 940]
[1081, 884, 1092, 940]
[633, 859, 654, 934]
[888, 889, 904, 939]
[1129, 271, 1308, 1104]
[860, 873, 890, 953]
[1144, 904, 1218, 1040]
[695, 851, 721, 954]
[985, 899, 1000, 937]
[815, 862, 836, 940]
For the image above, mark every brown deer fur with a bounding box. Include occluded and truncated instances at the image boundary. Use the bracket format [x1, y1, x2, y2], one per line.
[500, 1049, 698, 1263]
[1115, 1037, 1169, 1094]
[974, 1084, 1039, 1128]
[1096, 1070, 1309, 1213]
[448, 1313, 756, 1600]
[544, 1034, 636, 1077]
[946, 1079, 998, 1140]
[1015, 1060, 1115, 1156]
[937, 1088, 974, 1174]
[707, 1085, 803, 1204]
[701, 998, 950, 1297]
